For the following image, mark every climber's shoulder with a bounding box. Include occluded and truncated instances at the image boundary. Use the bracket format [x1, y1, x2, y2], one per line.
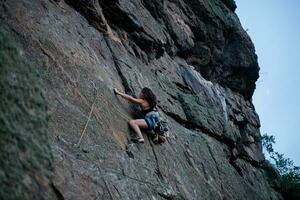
[129, 97, 145, 105]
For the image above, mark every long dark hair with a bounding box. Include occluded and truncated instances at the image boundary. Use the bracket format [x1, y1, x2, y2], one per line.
[141, 87, 157, 109]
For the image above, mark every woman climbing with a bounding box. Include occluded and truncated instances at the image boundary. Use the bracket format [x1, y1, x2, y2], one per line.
[114, 87, 160, 143]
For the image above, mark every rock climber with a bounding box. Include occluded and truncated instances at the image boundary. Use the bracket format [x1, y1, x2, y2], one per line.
[114, 87, 160, 143]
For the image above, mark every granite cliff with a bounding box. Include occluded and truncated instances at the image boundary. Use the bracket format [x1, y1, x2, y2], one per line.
[0, 0, 283, 199]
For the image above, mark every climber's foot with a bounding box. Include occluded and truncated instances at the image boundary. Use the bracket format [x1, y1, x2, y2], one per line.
[131, 137, 144, 143]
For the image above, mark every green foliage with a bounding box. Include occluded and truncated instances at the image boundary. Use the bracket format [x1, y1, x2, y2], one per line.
[262, 134, 300, 200]
[281, 169, 300, 199]
[262, 134, 275, 154]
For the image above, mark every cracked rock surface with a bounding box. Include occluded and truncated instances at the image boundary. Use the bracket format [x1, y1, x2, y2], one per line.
[1, 0, 282, 199]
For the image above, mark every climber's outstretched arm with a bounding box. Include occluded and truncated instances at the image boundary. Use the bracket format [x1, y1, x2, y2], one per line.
[114, 88, 143, 105]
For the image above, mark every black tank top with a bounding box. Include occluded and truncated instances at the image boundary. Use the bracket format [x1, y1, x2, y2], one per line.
[142, 107, 158, 116]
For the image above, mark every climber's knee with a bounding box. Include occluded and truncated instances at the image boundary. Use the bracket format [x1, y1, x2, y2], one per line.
[129, 120, 135, 127]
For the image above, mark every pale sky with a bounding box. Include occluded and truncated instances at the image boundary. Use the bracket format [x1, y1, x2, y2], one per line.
[236, 0, 300, 166]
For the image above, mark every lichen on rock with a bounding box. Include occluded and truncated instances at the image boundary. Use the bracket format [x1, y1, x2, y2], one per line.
[0, 30, 55, 199]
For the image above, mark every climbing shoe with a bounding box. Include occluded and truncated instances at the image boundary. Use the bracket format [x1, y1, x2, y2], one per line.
[152, 135, 159, 144]
[131, 137, 144, 143]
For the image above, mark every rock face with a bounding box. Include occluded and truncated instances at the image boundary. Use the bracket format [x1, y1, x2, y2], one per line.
[0, 0, 282, 199]
[0, 30, 55, 199]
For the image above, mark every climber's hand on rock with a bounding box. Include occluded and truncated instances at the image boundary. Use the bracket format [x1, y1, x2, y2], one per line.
[113, 88, 120, 95]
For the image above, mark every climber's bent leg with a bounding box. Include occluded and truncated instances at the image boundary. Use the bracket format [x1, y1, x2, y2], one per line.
[129, 119, 148, 141]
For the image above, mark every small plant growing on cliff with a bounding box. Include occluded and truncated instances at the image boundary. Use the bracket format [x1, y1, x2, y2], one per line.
[262, 134, 300, 200]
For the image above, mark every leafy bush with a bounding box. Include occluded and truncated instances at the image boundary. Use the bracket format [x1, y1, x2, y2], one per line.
[262, 134, 300, 200]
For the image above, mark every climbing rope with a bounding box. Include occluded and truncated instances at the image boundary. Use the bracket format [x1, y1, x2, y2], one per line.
[75, 82, 98, 147]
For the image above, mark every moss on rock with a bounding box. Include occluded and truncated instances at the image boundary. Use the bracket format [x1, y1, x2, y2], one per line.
[0, 30, 53, 200]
